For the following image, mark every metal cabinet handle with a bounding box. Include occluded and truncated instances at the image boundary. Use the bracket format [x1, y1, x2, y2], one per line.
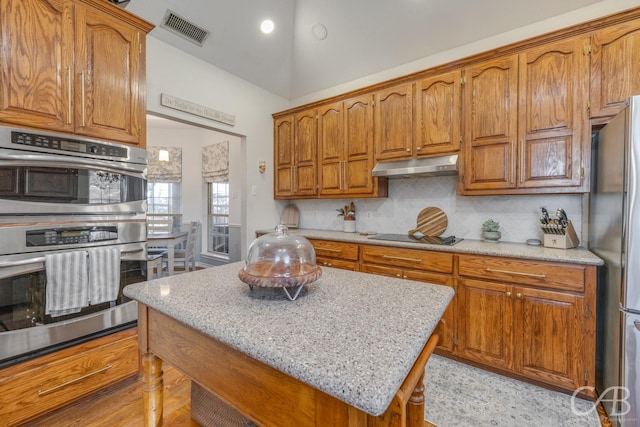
[320, 248, 342, 253]
[406, 148, 411, 152]
[416, 146, 421, 150]
[339, 160, 343, 191]
[66, 66, 72, 124]
[383, 255, 423, 263]
[403, 275, 408, 279]
[516, 293, 522, 299]
[38, 364, 112, 396]
[80, 71, 86, 127]
[396, 273, 401, 277]
[485, 268, 546, 279]
[506, 291, 512, 297]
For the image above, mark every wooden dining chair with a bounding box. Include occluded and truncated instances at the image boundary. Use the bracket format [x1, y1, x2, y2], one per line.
[163, 221, 200, 273]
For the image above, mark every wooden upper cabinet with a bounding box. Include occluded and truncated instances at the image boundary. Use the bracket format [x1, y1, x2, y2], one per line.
[0, 0, 73, 131]
[274, 111, 317, 198]
[293, 110, 318, 196]
[462, 56, 518, 191]
[462, 37, 589, 194]
[318, 102, 343, 195]
[415, 70, 462, 156]
[343, 94, 376, 195]
[0, 0, 152, 146]
[373, 82, 414, 160]
[317, 95, 383, 198]
[274, 116, 295, 197]
[590, 17, 640, 119]
[74, 2, 146, 145]
[518, 36, 589, 189]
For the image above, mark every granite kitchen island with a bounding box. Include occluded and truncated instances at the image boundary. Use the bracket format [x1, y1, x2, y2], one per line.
[124, 262, 454, 426]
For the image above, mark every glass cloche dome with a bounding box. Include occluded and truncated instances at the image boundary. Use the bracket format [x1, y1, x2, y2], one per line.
[238, 225, 322, 300]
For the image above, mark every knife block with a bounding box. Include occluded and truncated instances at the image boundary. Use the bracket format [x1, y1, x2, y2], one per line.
[542, 220, 579, 249]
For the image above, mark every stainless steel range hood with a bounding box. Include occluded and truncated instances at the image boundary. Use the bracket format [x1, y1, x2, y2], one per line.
[371, 154, 458, 178]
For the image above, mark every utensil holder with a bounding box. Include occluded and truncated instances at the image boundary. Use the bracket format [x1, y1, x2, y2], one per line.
[541, 220, 579, 249]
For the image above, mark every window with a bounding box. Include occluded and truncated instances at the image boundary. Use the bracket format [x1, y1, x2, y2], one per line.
[208, 182, 229, 255]
[147, 182, 182, 229]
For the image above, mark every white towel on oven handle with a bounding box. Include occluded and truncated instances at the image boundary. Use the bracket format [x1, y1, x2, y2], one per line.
[45, 250, 89, 317]
[87, 247, 121, 305]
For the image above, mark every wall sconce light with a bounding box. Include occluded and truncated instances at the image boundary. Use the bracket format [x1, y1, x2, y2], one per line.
[158, 149, 169, 162]
[258, 160, 266, 173]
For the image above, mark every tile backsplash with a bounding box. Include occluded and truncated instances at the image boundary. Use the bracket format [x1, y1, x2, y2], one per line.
[282, 176, 587, 245]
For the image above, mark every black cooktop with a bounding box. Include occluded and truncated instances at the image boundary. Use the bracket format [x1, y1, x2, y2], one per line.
[367, 234, 463, 246]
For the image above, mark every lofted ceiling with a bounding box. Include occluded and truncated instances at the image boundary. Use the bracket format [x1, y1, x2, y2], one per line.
[126, 0, 603, 100]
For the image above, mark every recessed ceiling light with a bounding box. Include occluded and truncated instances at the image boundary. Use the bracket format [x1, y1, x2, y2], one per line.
[261, 19, 274, 34]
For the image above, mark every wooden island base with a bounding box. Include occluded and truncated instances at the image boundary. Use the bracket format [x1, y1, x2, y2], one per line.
[138, 305, 438, 427]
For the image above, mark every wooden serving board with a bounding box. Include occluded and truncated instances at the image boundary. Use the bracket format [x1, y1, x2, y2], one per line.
[408, 207, 447, 236]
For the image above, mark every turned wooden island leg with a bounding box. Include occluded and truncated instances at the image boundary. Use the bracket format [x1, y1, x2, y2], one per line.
[142, 353, 164, 427]
[407, 371, 425, 427]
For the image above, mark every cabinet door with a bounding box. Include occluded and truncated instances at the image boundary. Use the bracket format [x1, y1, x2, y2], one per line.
[462, 56, 518, 191]
[415, 70, 462, 156]
[403, 270, 455, 353]
[518, 36, 589, 189]
[343, 94, 374, 194]
[514, 287, 584, 390]
[74, 2, 144, 145]
[318, 102, 343, 195]
[0, 0, 73, 132]
[457, 279, 513, 370]
[293, 110, 318, 195]
[591, 18, 640, 118]
[274, 116, 294, 198]
[374, 83, 414, 160]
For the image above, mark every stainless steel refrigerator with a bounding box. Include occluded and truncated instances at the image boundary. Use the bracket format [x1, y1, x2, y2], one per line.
[590, 95, 640, 426]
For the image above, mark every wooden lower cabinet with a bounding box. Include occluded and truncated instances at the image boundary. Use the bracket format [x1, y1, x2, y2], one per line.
[310, 239, 359, 271]
[0, 328, 139, 426]
[456, 254, 594, 396]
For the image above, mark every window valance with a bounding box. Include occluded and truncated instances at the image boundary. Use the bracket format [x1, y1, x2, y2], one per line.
[202, 141, 229, 183]
[148, 146, 182, 183]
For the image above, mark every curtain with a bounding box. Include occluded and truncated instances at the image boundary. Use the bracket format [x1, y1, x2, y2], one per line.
[148, 146, 182, 183]
[202, 141, 229, 183]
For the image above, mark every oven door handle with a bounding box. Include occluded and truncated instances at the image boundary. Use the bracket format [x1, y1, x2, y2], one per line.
[0, 248, 144, 269]
[0, 149, 146, 176]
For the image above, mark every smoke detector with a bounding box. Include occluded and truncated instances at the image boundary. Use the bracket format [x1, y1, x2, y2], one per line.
[160, 10, 210, 46]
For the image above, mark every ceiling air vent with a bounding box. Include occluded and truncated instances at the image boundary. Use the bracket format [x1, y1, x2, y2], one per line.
[160, 10, 210, 46]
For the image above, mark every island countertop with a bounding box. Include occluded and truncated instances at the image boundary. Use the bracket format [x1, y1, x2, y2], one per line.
[124, 261, 454, 416]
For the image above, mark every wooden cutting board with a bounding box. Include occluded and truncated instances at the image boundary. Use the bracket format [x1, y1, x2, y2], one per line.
[280, 204, 299, 228]
[408, 207, 447, 236]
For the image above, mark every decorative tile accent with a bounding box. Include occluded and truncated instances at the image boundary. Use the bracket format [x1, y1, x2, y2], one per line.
[290, 176, 584, 244]
[424, 355, 600, 426]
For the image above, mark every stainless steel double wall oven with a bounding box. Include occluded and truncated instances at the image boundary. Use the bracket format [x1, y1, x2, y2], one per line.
[0, 126, 147, 367]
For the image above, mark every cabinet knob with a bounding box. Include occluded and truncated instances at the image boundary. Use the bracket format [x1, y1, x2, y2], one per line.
[403, 275, 408, 279]
[516, 293, 522, 299]
[396, 274, 401, 277]
[406, 148, 410, 152]
[328, 263, 332, 267]
[506, 291, 511, 297]
[416, 146, 421, 150]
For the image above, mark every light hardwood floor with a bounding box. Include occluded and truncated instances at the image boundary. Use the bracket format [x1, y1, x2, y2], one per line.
[24, 364, 199, 427]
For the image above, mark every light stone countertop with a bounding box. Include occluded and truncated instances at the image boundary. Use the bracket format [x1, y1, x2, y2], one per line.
[124, 261, 454, 416]
[255, 228, 604, 266]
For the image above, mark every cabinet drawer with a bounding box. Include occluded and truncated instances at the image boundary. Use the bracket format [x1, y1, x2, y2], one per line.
[317, 256, 359, 271]
[458, 255, 586, 292]
[0, 328, 139, 426]
[310, 239, 359, 261]
[361, 244, 453, 274]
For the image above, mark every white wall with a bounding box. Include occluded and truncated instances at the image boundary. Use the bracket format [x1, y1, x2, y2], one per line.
[145, 38, 289, 257]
